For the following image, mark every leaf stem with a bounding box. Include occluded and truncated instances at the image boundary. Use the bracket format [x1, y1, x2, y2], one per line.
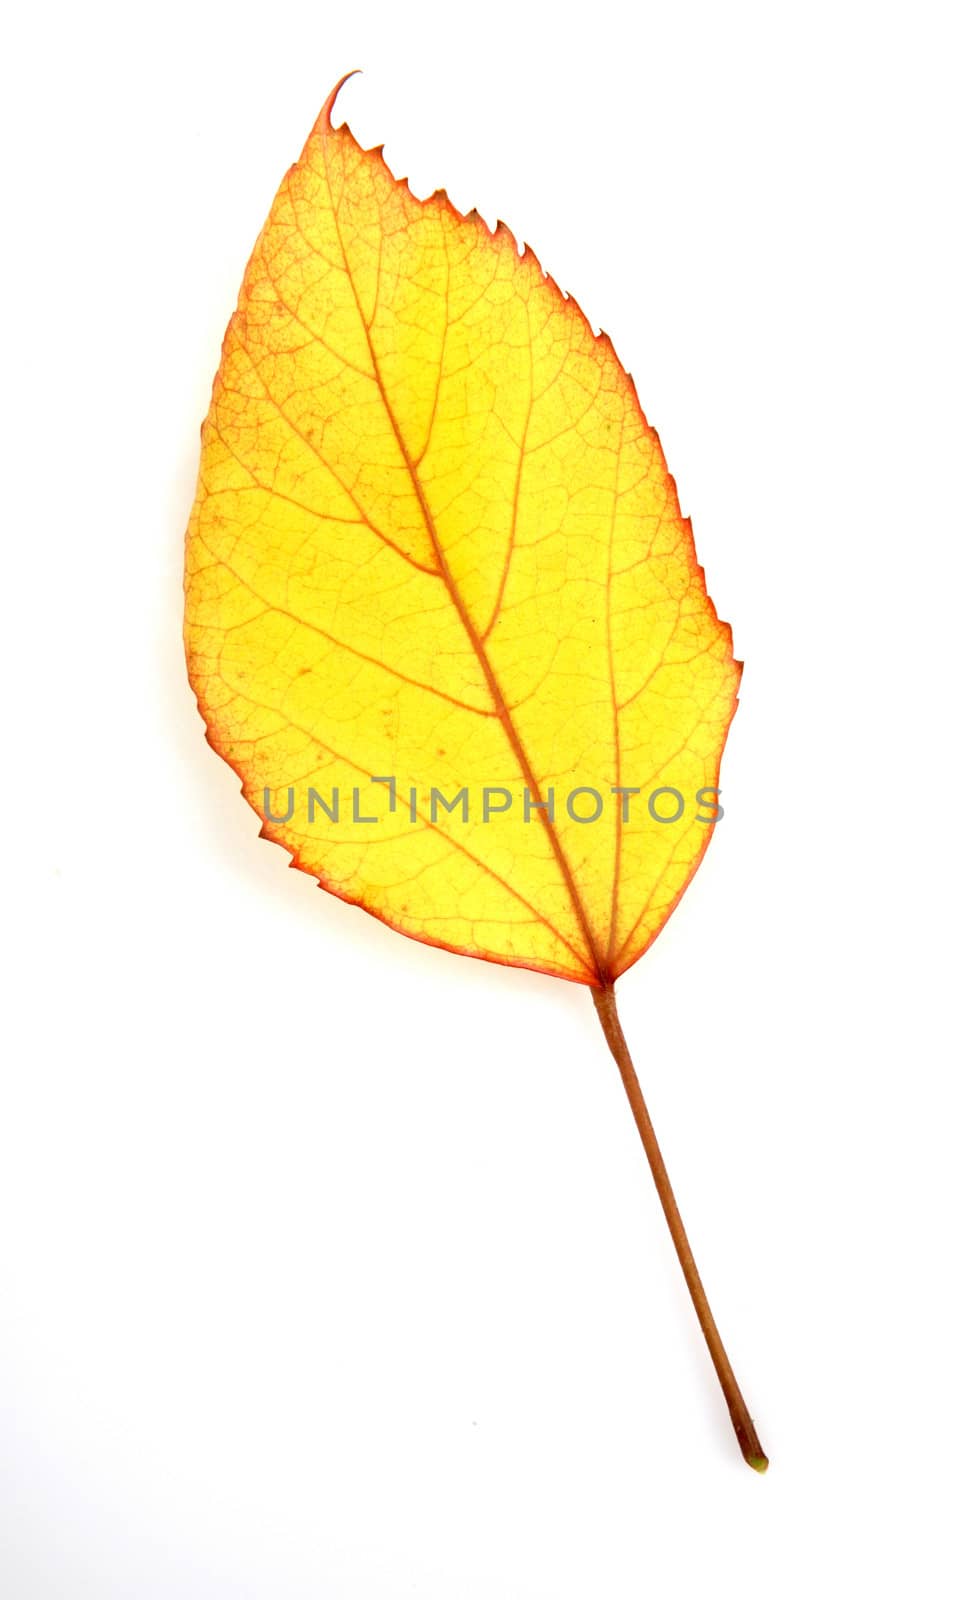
[591, 982, 768, 1473]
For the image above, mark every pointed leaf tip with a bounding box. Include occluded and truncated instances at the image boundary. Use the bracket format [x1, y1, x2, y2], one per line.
[324, 69, 361, 128]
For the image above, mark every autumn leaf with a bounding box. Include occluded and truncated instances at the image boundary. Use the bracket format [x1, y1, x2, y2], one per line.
[184, 76, 765, 1471]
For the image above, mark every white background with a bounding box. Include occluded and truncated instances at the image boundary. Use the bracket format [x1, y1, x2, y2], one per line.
[3, 1, 977, 1594]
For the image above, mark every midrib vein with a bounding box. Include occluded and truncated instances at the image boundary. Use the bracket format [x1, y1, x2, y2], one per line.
[320, 124, 606, 978]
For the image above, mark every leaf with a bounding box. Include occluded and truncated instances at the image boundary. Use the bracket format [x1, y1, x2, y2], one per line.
[185, 77, 740, 988]
[184, 77, 764, 1471]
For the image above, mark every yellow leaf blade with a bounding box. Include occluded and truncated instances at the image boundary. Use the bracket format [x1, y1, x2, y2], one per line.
[185, 85, 741, 984]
